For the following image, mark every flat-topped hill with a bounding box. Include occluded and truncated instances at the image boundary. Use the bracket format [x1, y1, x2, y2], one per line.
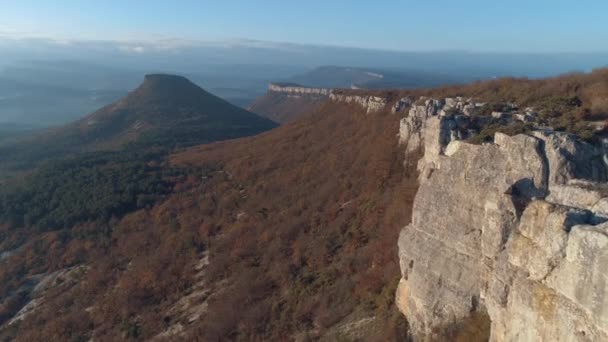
[0, 74, 278, 172]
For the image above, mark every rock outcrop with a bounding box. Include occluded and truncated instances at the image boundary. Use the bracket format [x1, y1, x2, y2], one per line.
[396, 107, 608, 340]
[266, 83, 390, 113]
[268, 83, 332, 97]
[398, 97, 545, 180]
[252, 83, 392, 123]
[399, 97, 486, 175]
[329, 93, 388, 113]
[392, 97, 414, 114]
[249, 84, 332, 123]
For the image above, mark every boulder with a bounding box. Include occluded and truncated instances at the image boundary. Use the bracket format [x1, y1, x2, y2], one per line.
[532, 130, 607, 184]
[513, 113, 534, 122]
[546, 181, 608, 213]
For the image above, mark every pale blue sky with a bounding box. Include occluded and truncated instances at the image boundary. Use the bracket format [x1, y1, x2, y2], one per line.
[1, 0, 607, 52]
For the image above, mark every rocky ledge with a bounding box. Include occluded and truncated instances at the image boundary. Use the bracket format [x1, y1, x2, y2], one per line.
[328, 93, 388, 113]
[396, 97, 608, 340]
[268, 83, 332, 96]
[267, 83, 389, 113]
[398, 96, 543, 175]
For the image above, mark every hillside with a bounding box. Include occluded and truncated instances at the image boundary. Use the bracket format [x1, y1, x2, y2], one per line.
[0, 70, 607, 340]
[0, 74, 277, 173]
[0, 94, 414, 341]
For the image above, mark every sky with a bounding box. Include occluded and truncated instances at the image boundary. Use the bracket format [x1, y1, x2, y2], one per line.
[1, 0, 607, 52]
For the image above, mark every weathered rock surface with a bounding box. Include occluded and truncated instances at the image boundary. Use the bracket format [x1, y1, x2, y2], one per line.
[398, 97, 524, 178]
[268, 83, 332, 96]
[329, 93, 388, 113]
[396, 123, 608, 341]
[266, 83, 390, 113]
[6, 265, 86, 326]
[532, 130, 607, 185]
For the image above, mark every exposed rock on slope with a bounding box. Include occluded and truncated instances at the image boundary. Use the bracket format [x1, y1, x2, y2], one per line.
[396, 105, 608, 340]
[329, 93, 388, 114]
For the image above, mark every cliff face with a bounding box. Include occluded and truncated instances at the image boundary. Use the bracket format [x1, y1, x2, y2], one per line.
[267, 83, 332, 96]
[329, 93, 388, 114]
[247, 83, 332, 123]
[249, 83, 389, 123]
[396, 97, 608, 340]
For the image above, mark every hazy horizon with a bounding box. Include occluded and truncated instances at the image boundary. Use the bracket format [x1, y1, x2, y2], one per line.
[2, 1, 608, 127]
[2, 37, 608, 127]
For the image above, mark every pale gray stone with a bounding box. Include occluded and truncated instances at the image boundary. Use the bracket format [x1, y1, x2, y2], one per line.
[397, 127, 608, 341]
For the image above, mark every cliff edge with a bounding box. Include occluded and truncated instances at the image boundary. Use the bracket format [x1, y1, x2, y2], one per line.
[396, 97, 608, 340]
[249, 83, 390, 123]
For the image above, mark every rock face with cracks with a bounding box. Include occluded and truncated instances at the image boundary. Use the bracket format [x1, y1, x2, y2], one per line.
[267, 83, 390, 113]
[396, 120, 608, 341]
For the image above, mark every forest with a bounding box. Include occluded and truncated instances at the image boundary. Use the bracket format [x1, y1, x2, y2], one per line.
[0, 145, 221, 235]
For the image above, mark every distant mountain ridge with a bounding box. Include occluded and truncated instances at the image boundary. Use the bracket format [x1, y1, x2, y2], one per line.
[283, 65, 469, 90]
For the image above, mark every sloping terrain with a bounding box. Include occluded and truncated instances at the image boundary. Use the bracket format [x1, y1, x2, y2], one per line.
[0, 99, 415, 341]
[0, 74, 277, 173]
[0, 69, 607, 341]
[247, 83, 329, 123]
[170, 101, 416, 340]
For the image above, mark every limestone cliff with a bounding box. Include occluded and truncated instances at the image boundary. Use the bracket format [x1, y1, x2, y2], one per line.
[267, 83, 389, 113]
[249, 83, 390, 123]
[396, 97, 608, 341]
[247, 83, 332, 123]
[329, 93, 388, 113]
[267, 83, 332, 96]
